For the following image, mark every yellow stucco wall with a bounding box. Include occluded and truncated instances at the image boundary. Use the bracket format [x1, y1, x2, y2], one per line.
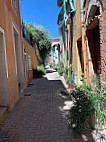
[23, 38, 38, 83]
[72, 0, 82, 73]
[0, 0, 25, 109]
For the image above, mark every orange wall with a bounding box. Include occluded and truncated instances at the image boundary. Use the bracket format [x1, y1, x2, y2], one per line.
[23, 38, 38, 83]
[0, 0, 25, 109]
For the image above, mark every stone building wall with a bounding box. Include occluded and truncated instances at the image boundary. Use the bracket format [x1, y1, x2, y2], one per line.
[99, 10, 106, 83]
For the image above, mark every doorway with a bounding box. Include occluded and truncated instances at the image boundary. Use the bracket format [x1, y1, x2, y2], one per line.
[24, 51, 28, 83]
[87, 24, 101, 77]
[0, 27, 9, 107]
[13, 24, 23, 92]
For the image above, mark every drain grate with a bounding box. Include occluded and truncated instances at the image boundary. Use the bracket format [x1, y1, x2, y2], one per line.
[24, 93, 31, 97]
[60, 90, 69, 96]
[27, 84, 34, 87]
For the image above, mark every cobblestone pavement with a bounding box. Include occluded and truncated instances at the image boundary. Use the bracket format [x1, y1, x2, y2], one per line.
[0, 69, 105, 142]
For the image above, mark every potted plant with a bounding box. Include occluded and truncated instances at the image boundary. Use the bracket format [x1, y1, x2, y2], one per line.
[58, 68, 64, 76]
[57, 62, 64, 76]
[67, 84, 95, 133]
[64, 67, 69, 80]
[68, 75, 106, 133]
[66, 76, 74, 90]
[89, 76, 106, 129]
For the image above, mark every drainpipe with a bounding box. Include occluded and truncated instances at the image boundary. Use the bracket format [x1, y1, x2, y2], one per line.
[63, 0, 66, 68]
[80, 0, 87, 84]
[64, 0, 66, 21]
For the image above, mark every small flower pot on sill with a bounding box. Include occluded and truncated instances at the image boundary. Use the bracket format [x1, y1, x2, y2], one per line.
[68, 84, 73, 90]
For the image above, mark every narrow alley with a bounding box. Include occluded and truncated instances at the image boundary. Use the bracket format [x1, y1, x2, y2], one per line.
[0, 0, 106, 142]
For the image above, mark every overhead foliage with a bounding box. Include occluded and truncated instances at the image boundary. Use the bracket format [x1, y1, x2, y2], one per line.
[25, 23, 52, 65]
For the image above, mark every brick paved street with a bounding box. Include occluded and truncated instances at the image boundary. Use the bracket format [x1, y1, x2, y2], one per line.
[0, 70, 105, 142]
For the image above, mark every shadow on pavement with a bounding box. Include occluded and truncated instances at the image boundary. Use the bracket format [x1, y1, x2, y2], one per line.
[46, 69, 57, 73]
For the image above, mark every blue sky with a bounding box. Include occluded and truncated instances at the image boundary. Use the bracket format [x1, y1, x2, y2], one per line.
[19, 0, 60, 38]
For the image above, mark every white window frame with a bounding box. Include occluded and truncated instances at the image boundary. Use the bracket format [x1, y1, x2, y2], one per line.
[28, 55, 32, 70]
[11, 0, 16, 11]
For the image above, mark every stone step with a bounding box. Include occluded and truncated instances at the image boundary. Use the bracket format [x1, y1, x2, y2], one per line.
[0, 107, 7, 124]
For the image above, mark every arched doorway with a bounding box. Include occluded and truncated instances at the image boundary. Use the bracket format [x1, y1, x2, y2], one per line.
[85, 0, 103, 78]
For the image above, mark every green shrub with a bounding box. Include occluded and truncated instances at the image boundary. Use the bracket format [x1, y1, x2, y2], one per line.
[59, 62, 64, 68]
[91, 76, 106, 127]
[68, 85, 94, 133]
[64, 67, 69, 78]
[37, 65, 46, 75]
[57, 68, 64, 74]
[66, 76, 74, 85]
[68, 76, 106, 133]
[57, 62, 64, 74]
[33, 65, 46, 78]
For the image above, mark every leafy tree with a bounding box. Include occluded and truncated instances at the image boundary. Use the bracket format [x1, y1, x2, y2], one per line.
[25, 23, 52, 65]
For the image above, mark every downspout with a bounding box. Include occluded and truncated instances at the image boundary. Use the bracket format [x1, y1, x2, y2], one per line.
[63, 0, 66, 68]
[67, 1, 71, 76]
[64, 0, 67, 21]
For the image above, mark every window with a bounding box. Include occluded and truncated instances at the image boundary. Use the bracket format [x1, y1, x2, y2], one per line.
[28, 55, 32, 70]
[11, 0, 16, 10]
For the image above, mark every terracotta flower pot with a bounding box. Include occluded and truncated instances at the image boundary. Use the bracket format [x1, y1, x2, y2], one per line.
[90, 114, 106, 130]
[68, 84, 73, 90]
[59, 73, 63, 76]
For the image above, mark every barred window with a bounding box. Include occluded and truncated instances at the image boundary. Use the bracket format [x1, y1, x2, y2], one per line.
[11, 0, 16, 10]
[28, 55, 32, 70]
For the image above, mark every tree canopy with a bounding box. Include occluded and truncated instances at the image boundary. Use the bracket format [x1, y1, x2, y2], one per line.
[26, 23, 52, 65]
